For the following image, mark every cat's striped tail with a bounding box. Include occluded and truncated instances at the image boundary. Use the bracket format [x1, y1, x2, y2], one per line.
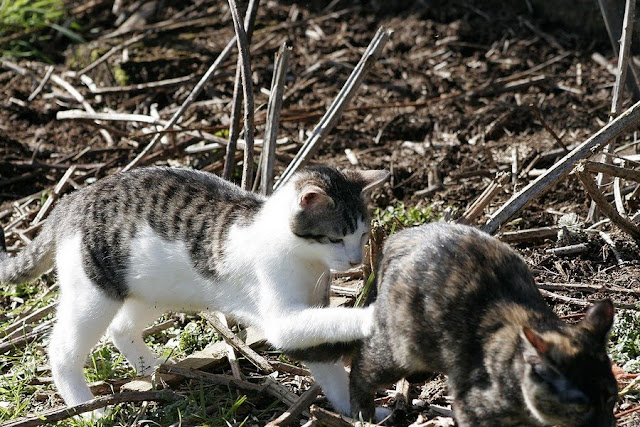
[0, 222, 55, 284]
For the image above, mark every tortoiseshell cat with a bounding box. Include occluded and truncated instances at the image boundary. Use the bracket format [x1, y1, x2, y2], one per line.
[348, 222, 617, 426]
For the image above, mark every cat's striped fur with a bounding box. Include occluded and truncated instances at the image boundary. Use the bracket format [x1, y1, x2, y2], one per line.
[0, 165, 389, 416]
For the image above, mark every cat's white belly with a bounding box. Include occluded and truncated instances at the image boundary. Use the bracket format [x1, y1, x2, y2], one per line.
[125, 226, 260, 324]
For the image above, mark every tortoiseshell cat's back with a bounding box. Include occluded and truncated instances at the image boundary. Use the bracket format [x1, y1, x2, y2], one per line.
[350, 222, 617, 426]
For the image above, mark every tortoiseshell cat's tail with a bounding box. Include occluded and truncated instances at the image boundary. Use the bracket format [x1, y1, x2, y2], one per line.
[0, 219, 56, 285]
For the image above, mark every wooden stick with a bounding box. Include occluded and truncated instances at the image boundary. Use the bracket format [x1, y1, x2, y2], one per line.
[0, 321, 53, 354]
[275, 27, 392, 189]
[498, 226, 559, 243]
[1, 391, 179, 427]
[539, 289, 592, 307]
[262, 377, 311, 412]
[266, 384, 321, 426]
[575, 162, 640, 239]
[583, 160, 640, 182]
[457, 172, 508, 225]
[1, 303, 56, 339]
[50, 74, 113, 145]
[545, 243, 589, 256]
[201, 312, 274, 373]
[57, 110, 161, 124]
[90, 74, 196, 94]
[482, 97, 640, 235]
[538, 281, 640, 296]
[141, 319, 177, 338]
[260, 41, 291, 196]
[121, 31, 237, 172]
[156, 364, 263, 392]
[597, 0, 640, 99]
[27, 65, 54, 102]
[590, 0, 637, 222]
[270, 360, 311, 376]
[76, 33, 146, 76]
[223, 0, 260, 181]
[309, 405, 377, 426]
[227, 0, 256, 191]
[215, 311, 243, 380]
[32, 166, 76, 226]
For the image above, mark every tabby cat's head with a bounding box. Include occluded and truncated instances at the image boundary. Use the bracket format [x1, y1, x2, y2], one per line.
[520, 299, 617, 427]
[289, 166, 388, 271]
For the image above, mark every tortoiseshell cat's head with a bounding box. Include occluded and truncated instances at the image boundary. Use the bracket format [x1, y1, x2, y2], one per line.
[520, 300, 617, 426]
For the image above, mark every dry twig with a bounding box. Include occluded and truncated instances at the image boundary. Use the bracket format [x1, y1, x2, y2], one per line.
[227, 0, 256, 190]
[589, 0, 637, 222]
[1, 391, 179, 427]
[275, 27, 392, 189]
[483, 97, 640, 235]
[266, 384, 321, 426]
[575, 162, 640, 239]
[223, 0, 260, 181]
[201, 312, 274, 373]
[259, 41, 291, 195]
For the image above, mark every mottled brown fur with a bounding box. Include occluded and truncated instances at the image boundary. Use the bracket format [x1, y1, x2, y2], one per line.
[349, 222, 617, 426]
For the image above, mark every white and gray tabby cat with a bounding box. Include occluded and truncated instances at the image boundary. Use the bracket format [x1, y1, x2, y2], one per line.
[0, 165, 388, 415]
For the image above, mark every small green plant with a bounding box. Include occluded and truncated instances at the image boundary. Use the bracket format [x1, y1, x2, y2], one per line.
[609, 309, 640, 373]
[113, 67, 129, 86]
[373, 202, 439, 234]
[85, 346, 133, 383]
[0, 0, 83, 60]
[176, 321, 220, 355]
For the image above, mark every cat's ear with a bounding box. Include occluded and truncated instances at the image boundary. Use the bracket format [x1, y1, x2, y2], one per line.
[580, 299, 614, 344]
[521, 326, 550, 358]
[298, 185, 335, 210]
[344, 170, 390, 197]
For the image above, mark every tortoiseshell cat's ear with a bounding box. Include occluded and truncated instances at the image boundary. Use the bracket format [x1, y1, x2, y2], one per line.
[521, 327, 550, 359]
[343, 170, 390, 197]
[580, 299, 615, 344]
[297, 185, 335, 210]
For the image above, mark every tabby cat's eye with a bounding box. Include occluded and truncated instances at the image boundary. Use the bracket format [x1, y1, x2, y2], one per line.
[329, 237, 344, 244]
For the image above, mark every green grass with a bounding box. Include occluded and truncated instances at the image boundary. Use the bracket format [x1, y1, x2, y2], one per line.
[0, 0, 84, 60]
[0, 279, 270, 425]
[373, 202, 440, 235]
[609, 309, 640, 374]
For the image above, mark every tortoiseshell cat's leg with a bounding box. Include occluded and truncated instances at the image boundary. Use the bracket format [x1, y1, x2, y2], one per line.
[349, 342, 404, 421]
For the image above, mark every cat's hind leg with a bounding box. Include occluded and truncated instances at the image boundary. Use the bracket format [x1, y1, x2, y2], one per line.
[49, 280, 121, 408]
[108, 299, 165, 375]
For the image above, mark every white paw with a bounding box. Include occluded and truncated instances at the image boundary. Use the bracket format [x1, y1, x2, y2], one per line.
[375, 406, 392, 422]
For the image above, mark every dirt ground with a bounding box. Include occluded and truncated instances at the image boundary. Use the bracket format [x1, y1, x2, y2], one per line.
[2, 0, 640, 425]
